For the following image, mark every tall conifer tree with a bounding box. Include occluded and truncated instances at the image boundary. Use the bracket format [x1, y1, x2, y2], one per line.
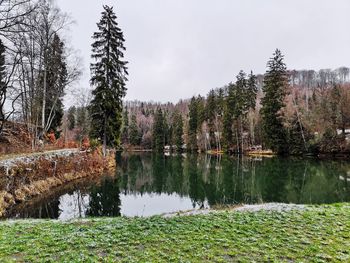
[188, 96, 199, 152]
[121, 107, 129, 144]
[206, 90, 216, 148]
[222, 83, 235, 150]
[129, 114, 140, 146]
[260, 49, 288, 154]
[246, 71, 258, 110]
[172, 110, 184, 152]
[89, 5, 128, 156]
[38, 34, 67, 136]
[152, 108, 165, 152]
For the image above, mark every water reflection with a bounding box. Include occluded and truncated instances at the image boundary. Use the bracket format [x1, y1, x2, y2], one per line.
[3, 153, 350, 219]
[118, 154, 350, 206]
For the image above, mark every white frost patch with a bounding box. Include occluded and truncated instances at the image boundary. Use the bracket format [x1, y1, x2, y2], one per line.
[234, 203, 305, 212]
[0, 149, 80, 170]
[162, 209, 213, 218]
[162, 203, 305, 218]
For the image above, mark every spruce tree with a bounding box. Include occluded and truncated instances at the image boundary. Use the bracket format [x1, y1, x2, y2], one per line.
[234, 70, 247, 119]
[89, 5, 128, 156]
[129, 114, 140, 146]
[163, 111, 171, 146]
[222, 103, 233, 151]
[222, 84, 234, 151]
[67, 106, 76, 130]
[76, 106, 90, 142]
[121, 107, 129, 144]
[41, 34, 67, 136]
[172, 110, 184, 152]
[260, 49, 288, 154]
[206, 90, 216, 148]
[188, 96, 199, 152]
[152, 108, 165, 152]
[246, 71, 258, 110]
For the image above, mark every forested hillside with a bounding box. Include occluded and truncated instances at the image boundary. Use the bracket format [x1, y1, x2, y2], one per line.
[115, 60, 350, 155]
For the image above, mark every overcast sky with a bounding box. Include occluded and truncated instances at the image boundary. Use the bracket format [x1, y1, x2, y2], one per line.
[57, 0, 350, 104]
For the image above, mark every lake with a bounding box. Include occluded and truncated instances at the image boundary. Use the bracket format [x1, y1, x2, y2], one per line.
[3, 153, 350, 220]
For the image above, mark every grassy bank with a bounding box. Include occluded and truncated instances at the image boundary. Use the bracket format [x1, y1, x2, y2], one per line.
[0, 204, 349, 262]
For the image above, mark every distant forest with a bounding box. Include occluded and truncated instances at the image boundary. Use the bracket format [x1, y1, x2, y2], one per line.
[107, 55, 350, 155]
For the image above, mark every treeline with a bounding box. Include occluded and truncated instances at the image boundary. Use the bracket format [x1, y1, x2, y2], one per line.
[0, 0, 80, 146]
[120, 50, 350, 155]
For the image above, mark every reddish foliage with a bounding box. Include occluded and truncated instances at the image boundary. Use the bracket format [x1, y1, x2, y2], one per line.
[46, 131, 56, 144]
[81, 137, 90, 150]
[55, 137, 78, 149]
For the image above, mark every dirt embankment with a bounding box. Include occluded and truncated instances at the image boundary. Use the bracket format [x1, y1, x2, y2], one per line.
[0, 121, 79, 156]
[0, 122, 32, 155]
[0, 149, 115, 217]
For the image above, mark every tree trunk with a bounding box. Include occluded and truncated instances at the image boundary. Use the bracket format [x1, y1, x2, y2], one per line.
[240, 117, 244, 153]
[103, 115, 107, 157]
[42, 65, 47, 130]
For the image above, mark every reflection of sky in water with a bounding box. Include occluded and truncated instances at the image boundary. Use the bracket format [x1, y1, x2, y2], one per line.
[58, 193, 90, 220]
[120, 193, 207, 217]
[58, 192, 206, 220]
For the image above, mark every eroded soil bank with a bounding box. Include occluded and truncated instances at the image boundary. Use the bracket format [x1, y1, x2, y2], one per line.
[0, 149, 115, 217]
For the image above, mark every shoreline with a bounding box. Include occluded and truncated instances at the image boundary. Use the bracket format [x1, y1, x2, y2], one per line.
[0, 149, 115, 217]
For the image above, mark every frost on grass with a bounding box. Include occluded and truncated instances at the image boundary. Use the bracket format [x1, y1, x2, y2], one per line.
[234, 203, 305, 212]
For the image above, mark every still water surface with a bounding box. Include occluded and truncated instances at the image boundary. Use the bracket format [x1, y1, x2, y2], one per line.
[5, 153, 350, 220]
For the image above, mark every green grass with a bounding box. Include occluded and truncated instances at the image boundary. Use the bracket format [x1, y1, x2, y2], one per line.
[0, 204, 349, 262]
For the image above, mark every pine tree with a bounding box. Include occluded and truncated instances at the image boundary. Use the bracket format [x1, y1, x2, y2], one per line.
[163, 111, 171, 146]
[67, 106, 76, 130]
[152, 108, 165, 152]
[222, 82, 238, 151]
[121, 107, 129, 144]
[188, 96, 199, 152]
[246, 71, 258, 146]
[260, 49, 288, 154]
[246, 71, 258, 110]
[215, 88, 225, 151]
[129, 114, 140, 146]
[42, 34, 67, 136]
[222, 71, 257, 152]
[76, 106, 90, 142]
[206, 90, 216, 148]
[89, 5, 128, 156]
[172, 110, 184, 152]
[222, 104, 233, 151]
[234, 71, 247, 116]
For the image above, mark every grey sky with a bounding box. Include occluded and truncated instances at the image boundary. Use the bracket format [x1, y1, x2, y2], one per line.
[57, 0, 350, 104]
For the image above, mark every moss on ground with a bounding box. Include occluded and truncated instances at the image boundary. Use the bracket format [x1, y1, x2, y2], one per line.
[0, 204, 349, 262]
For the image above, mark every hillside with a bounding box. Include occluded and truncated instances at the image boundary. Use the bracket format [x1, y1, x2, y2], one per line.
[0, 122, 32, 156]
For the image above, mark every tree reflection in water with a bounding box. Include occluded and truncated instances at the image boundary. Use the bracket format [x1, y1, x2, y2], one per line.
[4, 153, 350, 219]
[117, 153, 350, 206]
